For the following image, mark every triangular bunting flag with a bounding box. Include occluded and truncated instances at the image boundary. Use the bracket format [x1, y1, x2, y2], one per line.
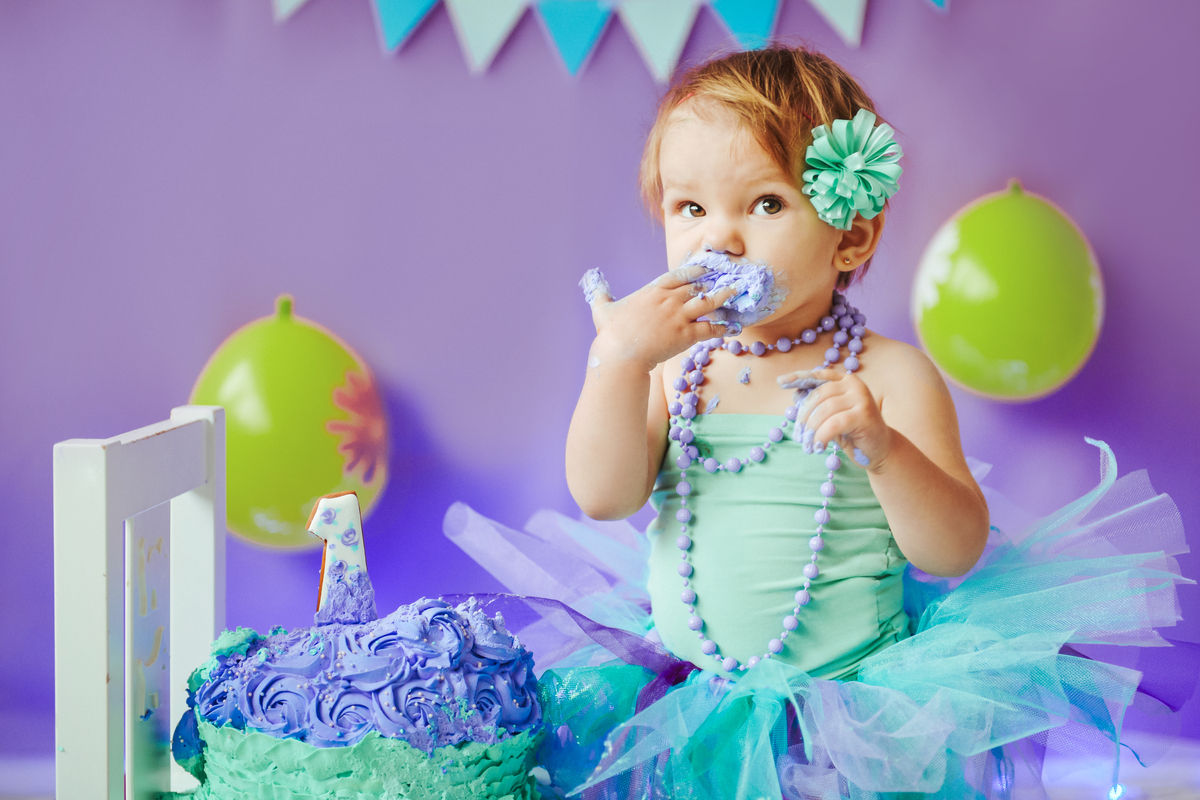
[925, 0, 948, 10]
[536, 0, 613, 76]
[619, 0, 701, 83]
[272, 0, 314, 22]
[445, 0, 528, 73]
[806, 0, 868, 47]
[372, 0, 440, 53]
[708, 0, 780, 50]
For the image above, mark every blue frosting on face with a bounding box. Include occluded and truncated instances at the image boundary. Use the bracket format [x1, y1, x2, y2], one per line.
[684, 251, 787, 334]
[186, 598, 540, 753]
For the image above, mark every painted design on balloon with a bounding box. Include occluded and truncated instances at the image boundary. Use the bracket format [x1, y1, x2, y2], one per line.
[327, 369, 388, 484]
[190, 296, 389, 549]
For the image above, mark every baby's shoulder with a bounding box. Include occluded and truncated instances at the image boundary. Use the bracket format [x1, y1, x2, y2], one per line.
[858, 331, 951, 408]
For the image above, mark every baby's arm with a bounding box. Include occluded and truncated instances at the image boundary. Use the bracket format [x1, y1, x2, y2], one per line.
[566, 267, 732, 520]
[790, 340, 988, 577]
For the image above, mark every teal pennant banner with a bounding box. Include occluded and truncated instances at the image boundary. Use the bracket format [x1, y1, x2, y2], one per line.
[618, 0, 702, 84]
[445, 0, 529, 72]
[535, 0, 613, 76]
[300, 0, 954, 78]
[271, 0, 313, 22]
[807, 0, 868, 47]
[372, 0, 439, 53]
[708, 0, 780, 51]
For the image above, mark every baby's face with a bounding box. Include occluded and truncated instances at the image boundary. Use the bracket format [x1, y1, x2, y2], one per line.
[658, 103, 843, 329]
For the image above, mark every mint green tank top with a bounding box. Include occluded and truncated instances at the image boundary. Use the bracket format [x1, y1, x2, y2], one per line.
[647, 414, 910, 680]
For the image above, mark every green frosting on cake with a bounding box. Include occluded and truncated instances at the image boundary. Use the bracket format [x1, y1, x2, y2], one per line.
[185, 626, 281, 694]
[173, 717, 542, 800]
[209, 626, 262, 657]
[186, 659, 216, 695]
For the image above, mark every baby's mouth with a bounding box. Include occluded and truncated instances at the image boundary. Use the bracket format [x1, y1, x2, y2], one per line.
[682, 251, 787, 333]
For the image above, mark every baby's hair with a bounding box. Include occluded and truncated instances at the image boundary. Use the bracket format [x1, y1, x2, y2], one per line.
[639, 45, 889, 288]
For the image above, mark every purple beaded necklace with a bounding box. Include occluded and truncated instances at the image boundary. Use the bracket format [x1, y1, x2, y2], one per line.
[667, 291, 866, 673]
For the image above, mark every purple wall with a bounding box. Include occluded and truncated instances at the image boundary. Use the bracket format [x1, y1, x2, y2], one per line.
[2, 0, 1198, 757]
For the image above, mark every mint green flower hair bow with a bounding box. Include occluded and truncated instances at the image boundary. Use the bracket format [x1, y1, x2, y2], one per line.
[801, 109, 903, 231]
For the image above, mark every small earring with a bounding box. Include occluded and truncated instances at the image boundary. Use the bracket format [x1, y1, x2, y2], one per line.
[843, 257, 852, 265]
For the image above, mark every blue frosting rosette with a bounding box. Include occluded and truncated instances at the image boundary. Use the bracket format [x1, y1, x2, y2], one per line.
[174, 597, 541, 769]
[802, 108, 903, 231]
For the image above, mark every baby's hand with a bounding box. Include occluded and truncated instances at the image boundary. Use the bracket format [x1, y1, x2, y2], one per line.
[587, 265, 736, 372]
[778, 368, 892, 470]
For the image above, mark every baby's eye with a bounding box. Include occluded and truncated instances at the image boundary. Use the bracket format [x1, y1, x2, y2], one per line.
[753, 197, 784, 216]
[680, 202, 706, 219]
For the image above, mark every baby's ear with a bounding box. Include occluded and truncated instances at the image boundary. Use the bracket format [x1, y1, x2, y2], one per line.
[834, 211, 885, 271]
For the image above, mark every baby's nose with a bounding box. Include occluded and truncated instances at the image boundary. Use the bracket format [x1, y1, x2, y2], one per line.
[702, 241, 743, 258]
[700, 215, 745, 258]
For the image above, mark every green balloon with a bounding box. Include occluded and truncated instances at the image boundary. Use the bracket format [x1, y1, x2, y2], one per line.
[912, 181, 1103, 400]
[191, 296, 388, 548]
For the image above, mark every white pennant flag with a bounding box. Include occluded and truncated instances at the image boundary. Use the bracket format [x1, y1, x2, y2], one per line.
[446, 0, 530, 73]
[806, 0, 869, 47]
[619, 0, 701, 83]
[272, 0, 315, 22]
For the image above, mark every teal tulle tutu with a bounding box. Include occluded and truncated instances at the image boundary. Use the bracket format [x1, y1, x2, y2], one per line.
[443, 440, 1193, 799]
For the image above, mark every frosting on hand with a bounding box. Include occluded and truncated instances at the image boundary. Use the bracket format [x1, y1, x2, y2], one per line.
[186, 597, 540, 753]
[682, 251, 786, 335]
[579, 268, 613, 306]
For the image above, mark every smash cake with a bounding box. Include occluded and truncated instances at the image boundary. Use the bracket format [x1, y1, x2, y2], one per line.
[170, 492, 544, 799]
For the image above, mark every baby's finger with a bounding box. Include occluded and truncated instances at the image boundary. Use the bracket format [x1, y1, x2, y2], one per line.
[808, 413, 874, 466]
[797, 377, 852, 423]
[580, 268, 614, 307]
[683, 285, 737, 316]
[809, 410, 865, 458]
[778, 370, 825, 392]
[653, 263, 709, 290]
[800, 394, 855, 448]
[588, 293, 617, 332]
[807, 368, 845, 383]
[825, 433, 871, 467]
[689, 320, 729, 342]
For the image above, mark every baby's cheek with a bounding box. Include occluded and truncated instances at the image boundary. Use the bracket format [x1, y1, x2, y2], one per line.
[663, 232, 695, 270]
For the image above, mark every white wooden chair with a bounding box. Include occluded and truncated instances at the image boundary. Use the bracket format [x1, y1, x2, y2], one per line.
[53, 406, 226, 800]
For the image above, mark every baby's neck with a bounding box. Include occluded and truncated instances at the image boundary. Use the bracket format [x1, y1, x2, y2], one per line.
[734, 299, 833, 344]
